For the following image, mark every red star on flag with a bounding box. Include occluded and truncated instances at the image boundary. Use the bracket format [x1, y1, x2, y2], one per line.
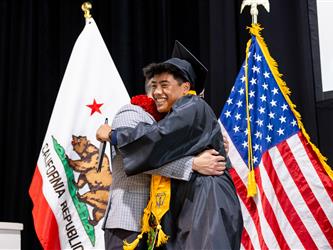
[86, 99, 103, 115]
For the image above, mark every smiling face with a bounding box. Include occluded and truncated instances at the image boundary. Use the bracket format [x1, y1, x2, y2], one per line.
[151, 72, 190, 112]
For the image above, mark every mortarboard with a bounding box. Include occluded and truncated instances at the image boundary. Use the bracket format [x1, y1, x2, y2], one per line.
[163, 40, 208, 94]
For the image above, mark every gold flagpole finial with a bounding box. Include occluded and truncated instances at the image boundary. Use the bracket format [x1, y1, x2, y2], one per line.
[81, 2, 92, 19]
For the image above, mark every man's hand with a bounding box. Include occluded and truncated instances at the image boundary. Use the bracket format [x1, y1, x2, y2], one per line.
[96, 124, 112, 142]
[192, 149, 226, 176]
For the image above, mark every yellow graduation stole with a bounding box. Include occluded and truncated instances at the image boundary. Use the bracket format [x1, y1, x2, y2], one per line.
[123, 175, 170, 250]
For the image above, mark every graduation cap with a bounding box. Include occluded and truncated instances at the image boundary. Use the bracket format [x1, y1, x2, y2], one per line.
[163, 40, 208, 94]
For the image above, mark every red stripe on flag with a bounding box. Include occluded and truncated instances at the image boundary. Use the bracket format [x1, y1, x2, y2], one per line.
[255, 167, 290, 249]
[29, 166, 61, 250]
[240, 226, 255, 250]
[277, 139, 333, 247]
[229, 168, 269, 250]
[298, 132, 333, 203]
[262, 152, 318, 249]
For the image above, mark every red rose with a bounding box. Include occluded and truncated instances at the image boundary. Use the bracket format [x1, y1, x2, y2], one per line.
[131, 95, 166, 121]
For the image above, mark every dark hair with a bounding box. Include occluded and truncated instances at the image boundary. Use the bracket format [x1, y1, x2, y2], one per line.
[144, 78, 152, 94]
[143, 62, 187, 85]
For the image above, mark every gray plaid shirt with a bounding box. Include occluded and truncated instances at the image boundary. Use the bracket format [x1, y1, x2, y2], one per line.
[103, 104, 193, 232]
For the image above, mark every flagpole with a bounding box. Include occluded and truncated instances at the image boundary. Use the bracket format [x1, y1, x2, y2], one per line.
[239, 0, 271, 197]
[82, 2, 92, 19]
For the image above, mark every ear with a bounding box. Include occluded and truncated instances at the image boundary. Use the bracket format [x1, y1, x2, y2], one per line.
[182, 82, 191, 92]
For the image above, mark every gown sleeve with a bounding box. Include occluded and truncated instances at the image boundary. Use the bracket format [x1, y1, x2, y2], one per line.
[116, 95, 230, 175]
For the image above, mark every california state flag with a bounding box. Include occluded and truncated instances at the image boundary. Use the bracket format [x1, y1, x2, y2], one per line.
[29, 18, 129, 249]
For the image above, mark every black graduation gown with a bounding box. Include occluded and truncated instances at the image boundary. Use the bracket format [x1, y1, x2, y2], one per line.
[116, 95, 243, 250]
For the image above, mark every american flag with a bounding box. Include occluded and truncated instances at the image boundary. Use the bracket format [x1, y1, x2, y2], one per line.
[220, 28, 333, 249]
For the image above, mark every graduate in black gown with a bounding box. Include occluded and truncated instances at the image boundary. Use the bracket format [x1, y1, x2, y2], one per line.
[112, 41, 243, 249]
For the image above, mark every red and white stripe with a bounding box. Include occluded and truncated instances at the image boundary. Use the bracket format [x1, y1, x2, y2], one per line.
[221, 123, 333, 250]
[29, 167, 61, 250]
